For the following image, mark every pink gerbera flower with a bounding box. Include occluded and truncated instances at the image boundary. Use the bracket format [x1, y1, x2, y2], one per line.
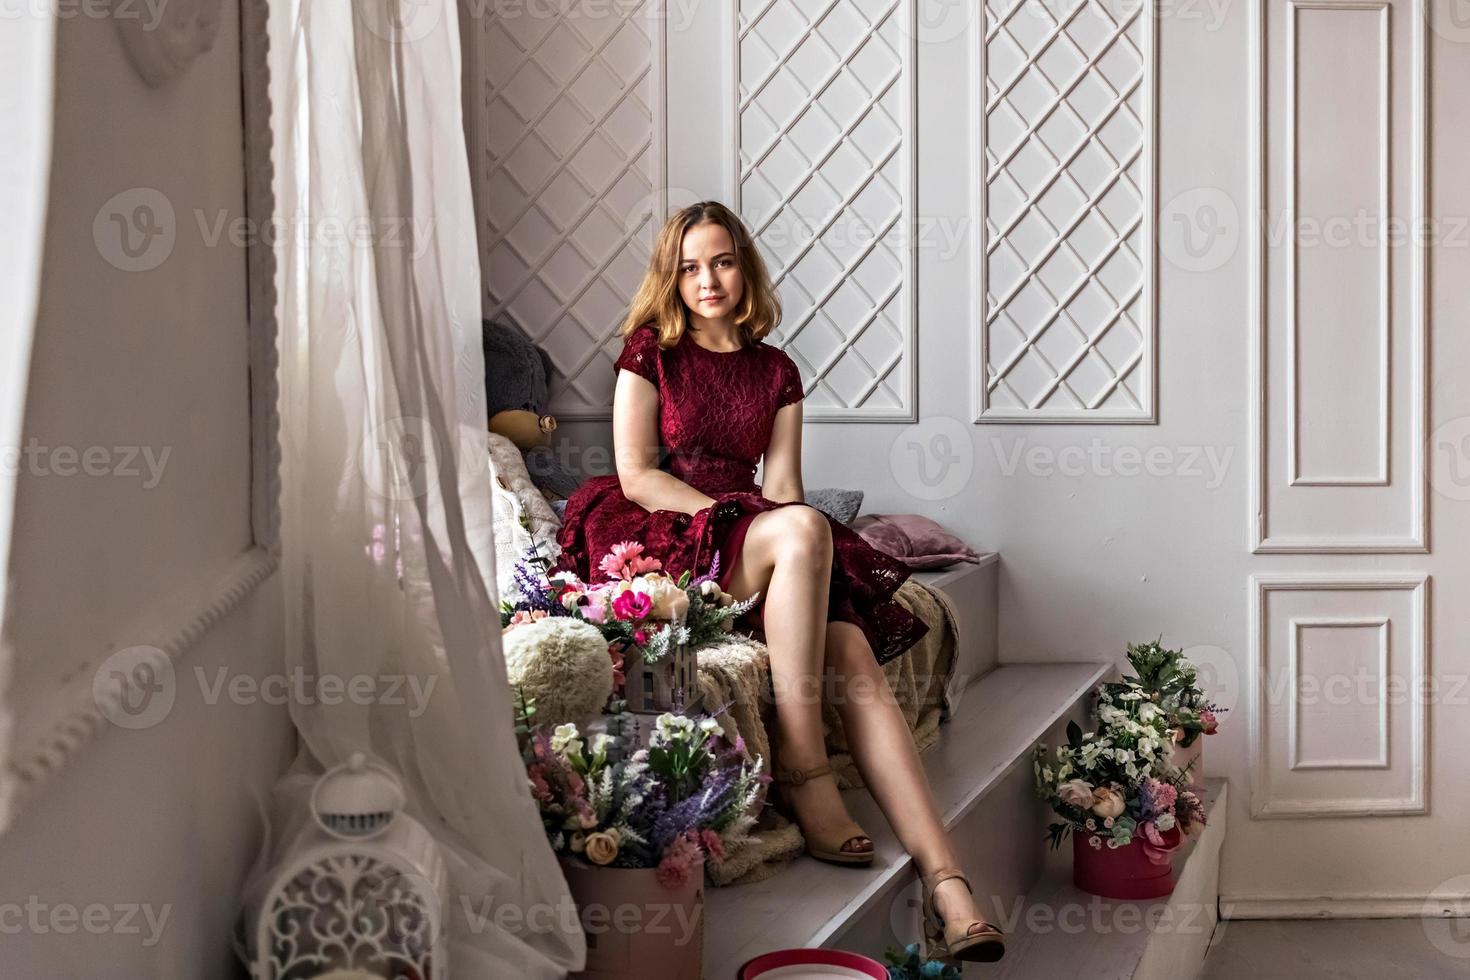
[599, 541, 664, 581]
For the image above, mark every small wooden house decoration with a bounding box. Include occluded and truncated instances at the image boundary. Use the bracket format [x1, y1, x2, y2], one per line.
[621, 618, 701, 716]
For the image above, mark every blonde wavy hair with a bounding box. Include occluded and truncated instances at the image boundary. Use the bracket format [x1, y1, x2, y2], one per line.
[620, 201, 782, 348]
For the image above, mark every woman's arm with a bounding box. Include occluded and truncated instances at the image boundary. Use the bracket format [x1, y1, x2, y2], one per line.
[612, 369, 716, 516]
[761, 400, 804, 504]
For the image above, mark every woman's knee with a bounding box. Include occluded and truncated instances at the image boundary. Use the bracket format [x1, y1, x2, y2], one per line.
[770, 505, 832, 561]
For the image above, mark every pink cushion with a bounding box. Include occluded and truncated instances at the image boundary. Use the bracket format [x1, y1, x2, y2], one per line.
[851, 513, 981, 569]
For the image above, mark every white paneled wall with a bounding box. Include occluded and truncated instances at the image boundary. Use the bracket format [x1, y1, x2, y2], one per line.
[475, 1, 665, 418]
[977, 0, 1155, 421]
[1250, 0, 1427, 552]
[734, 0, 917, 420]
[1250, 575, 1428, 819]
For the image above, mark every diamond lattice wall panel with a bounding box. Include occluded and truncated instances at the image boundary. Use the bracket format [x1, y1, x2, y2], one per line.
[976, 0, 1155, 422]
[735, 0, 917, 421]
[475, 2, 664, 419]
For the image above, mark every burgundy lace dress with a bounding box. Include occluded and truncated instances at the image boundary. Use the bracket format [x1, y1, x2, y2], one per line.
[553, 323, 927, 665]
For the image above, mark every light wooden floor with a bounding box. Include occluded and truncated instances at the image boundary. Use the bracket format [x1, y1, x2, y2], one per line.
[1201, 918, 1470, 978]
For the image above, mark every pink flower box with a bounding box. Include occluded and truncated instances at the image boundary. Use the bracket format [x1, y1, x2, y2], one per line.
[562, 856, 705, 980]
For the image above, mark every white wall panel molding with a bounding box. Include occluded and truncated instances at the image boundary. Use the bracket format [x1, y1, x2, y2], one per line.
[733, 0, 918, 421]
[1284, 1, 1390, 489]
[1249, 0, 1426, 552]
[1249, 574, 1429, 819]
[973, 0, 1156, 422]
[475, 1, 666, 419]
[1287, 617, 1390, 770]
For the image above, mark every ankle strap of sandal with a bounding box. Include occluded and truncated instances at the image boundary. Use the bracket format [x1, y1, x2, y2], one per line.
[775, 763, 832, 786]
[923, 867, 972, 893]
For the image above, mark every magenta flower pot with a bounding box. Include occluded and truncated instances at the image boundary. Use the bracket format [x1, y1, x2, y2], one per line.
[1072, 829, 1180, 900]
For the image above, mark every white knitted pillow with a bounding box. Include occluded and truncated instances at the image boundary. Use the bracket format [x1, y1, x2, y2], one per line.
[487, 432, 561, 542]
[487, 432, 561, 598]
[489, 465, 535, 597]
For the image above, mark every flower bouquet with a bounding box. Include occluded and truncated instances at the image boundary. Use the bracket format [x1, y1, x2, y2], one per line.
[522, 704, 765, 980]
[502, 540, 759, 713]
[1034, 705, 1208, 899]
[1115, 638, 1225, 781]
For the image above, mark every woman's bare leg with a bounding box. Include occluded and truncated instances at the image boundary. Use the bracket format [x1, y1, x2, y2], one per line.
[724, 505, 872, 854]
[824, 621, 993, 930]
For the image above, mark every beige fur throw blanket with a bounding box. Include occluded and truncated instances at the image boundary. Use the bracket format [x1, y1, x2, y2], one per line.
[695, 578, 960, 886]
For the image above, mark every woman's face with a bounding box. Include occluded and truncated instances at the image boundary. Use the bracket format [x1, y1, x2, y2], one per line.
[677, 221, 744, 325]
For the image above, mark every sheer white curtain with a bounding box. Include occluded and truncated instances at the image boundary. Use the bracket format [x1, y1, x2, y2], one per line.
[255, 0, 583, 974]
[0, 10, 56, 836]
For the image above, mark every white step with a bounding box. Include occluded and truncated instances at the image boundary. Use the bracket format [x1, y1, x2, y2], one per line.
[913, 556, 1000, 686]
[989, 778, 1230, 980]
[703, 661, 1113, 978]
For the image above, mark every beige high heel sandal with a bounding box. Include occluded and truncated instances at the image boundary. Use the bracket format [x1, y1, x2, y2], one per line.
[921, 868, 1006, 963]
[771, 763, 875, 867]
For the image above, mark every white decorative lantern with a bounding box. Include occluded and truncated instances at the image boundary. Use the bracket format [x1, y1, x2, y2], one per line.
[252, 754, 447, 980]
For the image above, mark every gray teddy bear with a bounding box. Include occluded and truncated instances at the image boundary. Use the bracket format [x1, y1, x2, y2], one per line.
[481, 319, 581, 499]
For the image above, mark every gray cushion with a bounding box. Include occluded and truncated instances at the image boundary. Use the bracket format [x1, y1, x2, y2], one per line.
[804, 487, 864, 525]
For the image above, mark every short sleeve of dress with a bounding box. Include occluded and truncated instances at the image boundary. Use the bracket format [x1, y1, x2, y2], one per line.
[776, 349, 804, 407]
[613, 325, 661, 386]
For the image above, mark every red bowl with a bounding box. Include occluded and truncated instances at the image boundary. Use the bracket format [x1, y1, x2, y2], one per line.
[738, 948, 889, 979]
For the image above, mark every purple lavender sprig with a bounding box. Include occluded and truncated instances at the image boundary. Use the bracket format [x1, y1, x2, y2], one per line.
[512, 555, 555, 612]
[651, 766, 740, 849]
[689, 549, 721, 587]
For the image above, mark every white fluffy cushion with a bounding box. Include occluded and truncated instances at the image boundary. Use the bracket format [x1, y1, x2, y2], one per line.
[502, 618, 613, 728]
